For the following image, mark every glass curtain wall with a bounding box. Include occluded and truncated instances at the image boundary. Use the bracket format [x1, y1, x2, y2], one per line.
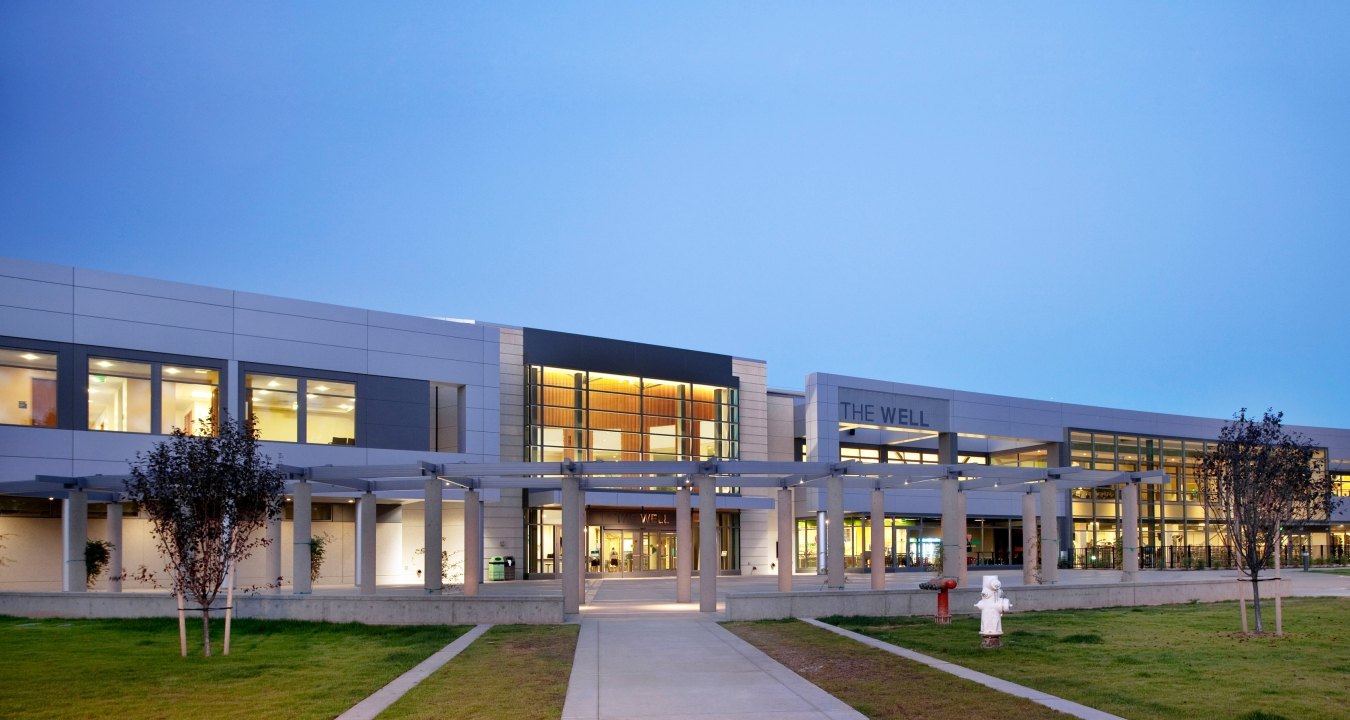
[1069, 430, 1330, 569]
[528, 366, 738, 462]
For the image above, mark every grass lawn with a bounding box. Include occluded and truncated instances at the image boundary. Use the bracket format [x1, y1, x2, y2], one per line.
[379, 624, 578, 720]
[817, 597, 1349, 720]
[725, 619, 1073, 720]
[1311, 568, 1350, 576]
[0, 616, 469, 720]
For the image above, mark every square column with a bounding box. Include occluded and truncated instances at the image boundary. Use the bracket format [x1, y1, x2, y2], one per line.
[62, 489, 88, 593]
[697, 475, 718, 612]
[463, 489, 482, 597]
[941, 477, 966, 581]
[676, 485, 692, 603]
[956, 488, 968, 588]
[265, 514, 281, 593]
[424, 477, 444, 593]
[1040, 481, 1060, 584]
[870, 488, 885, 590]
[1022, 491, 1038, 585]
[777, 487, 794, 593]
[106, 501, 123, 593]
[561, 477, 581, 613]
[576, 486, 587, 604]
[292, 482, 312, 594]
[825, 474, 845, 589]
[1121, 481, 1140, 582]
[356, 492, 376, 595]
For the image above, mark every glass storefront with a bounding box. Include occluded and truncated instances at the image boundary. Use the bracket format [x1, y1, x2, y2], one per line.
[526, 507, 739, 576]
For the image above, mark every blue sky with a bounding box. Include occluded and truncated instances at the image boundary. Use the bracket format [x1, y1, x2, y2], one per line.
[3, 3, 1348, 427]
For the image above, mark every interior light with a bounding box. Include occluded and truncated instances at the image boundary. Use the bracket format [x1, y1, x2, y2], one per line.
[20, 353, 41, 361]
[291, 402, 299, 410]
[267, 380, 280, 388]
[96, 360, 115, 368]
[306, 394, 316, 399]
[338, 404, 352, 412]
[48, 497, 55, 501]
[257, 389, 270, 396]
[315, 385, 330, 392]
[193, 369, 208, 374]
[165, 367, 181, 375]
[348, 499, 355, 503]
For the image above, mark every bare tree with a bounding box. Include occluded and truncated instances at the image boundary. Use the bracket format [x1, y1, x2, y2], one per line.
[1198, 409, 1333, 634]
[125, 413, 284, 656]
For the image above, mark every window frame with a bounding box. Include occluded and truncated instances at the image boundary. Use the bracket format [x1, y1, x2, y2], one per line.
[240, 364, 360, 446]
[79, 347, 226, 436]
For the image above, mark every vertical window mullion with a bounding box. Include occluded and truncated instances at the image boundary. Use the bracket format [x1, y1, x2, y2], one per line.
[297, 378, 308, 444]
[150, 363, 163, 434]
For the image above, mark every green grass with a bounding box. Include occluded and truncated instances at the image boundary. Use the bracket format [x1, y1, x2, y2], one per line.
[379, 624, 578, 720]
[725, 619, 1072, 719]
[1310, 568, 1350, 576]
[0, 616, 469, 720]
[820, 597, 1350, 720]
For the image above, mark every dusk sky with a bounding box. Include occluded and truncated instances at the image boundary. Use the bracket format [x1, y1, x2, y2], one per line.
[3, 4, 1348, 427]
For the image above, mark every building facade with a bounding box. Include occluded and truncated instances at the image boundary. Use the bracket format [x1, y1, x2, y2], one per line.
[1, 256, 1346, 592]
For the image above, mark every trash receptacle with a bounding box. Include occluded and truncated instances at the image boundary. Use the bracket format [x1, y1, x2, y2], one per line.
[504, 556, 515, 581]
[489, 555, 505, 581]
[1302, 548, 1311, 572]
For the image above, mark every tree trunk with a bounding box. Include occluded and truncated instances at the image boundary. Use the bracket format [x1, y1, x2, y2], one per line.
[199, 605, 210, 656]
[1250, 571, 1264, 634]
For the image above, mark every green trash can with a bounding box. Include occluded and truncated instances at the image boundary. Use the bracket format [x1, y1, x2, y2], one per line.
[489, 555, 505, 581]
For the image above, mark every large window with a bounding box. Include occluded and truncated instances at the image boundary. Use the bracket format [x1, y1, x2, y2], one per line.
[527, 366, 738, 462]
[246, 373, 355, 444]
[0, 347, 58, 427]
[88, 357, 219, 434]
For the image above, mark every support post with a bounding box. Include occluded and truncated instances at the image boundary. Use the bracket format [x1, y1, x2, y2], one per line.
[1121, 481, 1140, 582]
[941, 476, 965, 582]
[463, 488, 481, 597]
[562, 477, 580, 613]
[265, 513, 281, 593]
[292, 482, 312, 594]
[826, 474, 845, 589]
[777, 487, 794, 593]
[106, 501, 123, 592]
[1040, 480, 1059, 584]
[676, 485, 693, 603]
[956, 488, 968, 588]
[697, 475, 718, 612]
[356, 492, 376, 595]
[1022, 491, 1038, 585]
[870, 487, 886, 590]
[576, 485, 587, 604]
[424, 477, 444, 593]
[62, 489, 88, 593]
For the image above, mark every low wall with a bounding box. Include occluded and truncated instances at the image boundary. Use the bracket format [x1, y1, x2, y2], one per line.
[724, 578, 1241, 621]
[0, 592, 565, 625]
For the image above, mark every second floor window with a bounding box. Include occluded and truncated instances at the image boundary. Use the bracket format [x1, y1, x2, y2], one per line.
[88, 357, 219, 434]
[0, 347, 58, 428]
[246, 373, 356, 445]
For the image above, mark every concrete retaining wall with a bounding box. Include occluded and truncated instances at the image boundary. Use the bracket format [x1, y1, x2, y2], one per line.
[724, 578, 1242, 621]
[0, 592, 565, 625]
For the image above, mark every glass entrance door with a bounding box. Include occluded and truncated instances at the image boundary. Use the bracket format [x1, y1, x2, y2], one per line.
[644, 530, 677, 571]
[601, 529, 639, 574]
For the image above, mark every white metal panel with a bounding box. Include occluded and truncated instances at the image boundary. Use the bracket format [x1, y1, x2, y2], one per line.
[73, 315, 234, 358]
[233, 307, 368, 349]
[232, 334, 368, 373]
[74, 286, 233, 332]
[0, 274, 73, 313]
[366, 325, 484, 363]
[0, 306, 74, 343]
[234, 290, 369, 325]
[75, 266, 234, 306]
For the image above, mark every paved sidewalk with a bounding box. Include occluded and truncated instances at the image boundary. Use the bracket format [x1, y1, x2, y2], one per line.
[561, 616, 864, 720]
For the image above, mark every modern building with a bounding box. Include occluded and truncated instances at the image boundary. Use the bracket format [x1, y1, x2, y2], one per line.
[1, 256, 1346, 594]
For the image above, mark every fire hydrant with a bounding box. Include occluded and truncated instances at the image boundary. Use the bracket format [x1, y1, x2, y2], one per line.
[918, 576, 959, 624]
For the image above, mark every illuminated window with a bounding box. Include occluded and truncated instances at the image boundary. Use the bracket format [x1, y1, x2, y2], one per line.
[246, 373, 355, 444]
[0, 348, 58, 427]
[527, 366, 738, 462]
[88, 357, 220, 435]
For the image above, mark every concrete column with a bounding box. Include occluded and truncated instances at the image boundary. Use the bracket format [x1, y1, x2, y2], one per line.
[1022, 491, 1038, 585]
[1122, 481, 1140, 582]
[356, 492, 376, 595]
[825, 474, 845, 589]
[777, 487, 794, 593]
[940, 477, 965, 581]
[424, 477, 444, 593]
[676, 485, 693, 603]
[938, 432, 959, 465]
[292, 482, 312, 594]
[562, 477, 580, 613]
[1040, 481, 1059, 584]
[106, 501, 123, 593]
[62, 489, 88, 593]
[956, 488, 968, 587]
[576, 487, 587, 604]
[697, 475, 718, 612]
[870, 488, 885, 590]
[463, 489, 481, 597]
[265, 514, 281, 593]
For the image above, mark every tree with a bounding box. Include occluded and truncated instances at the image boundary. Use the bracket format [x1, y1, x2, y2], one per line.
[1198, 409, 1333, 634]
[124, 413, 285, 656]
[85, 539, 115, 589]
